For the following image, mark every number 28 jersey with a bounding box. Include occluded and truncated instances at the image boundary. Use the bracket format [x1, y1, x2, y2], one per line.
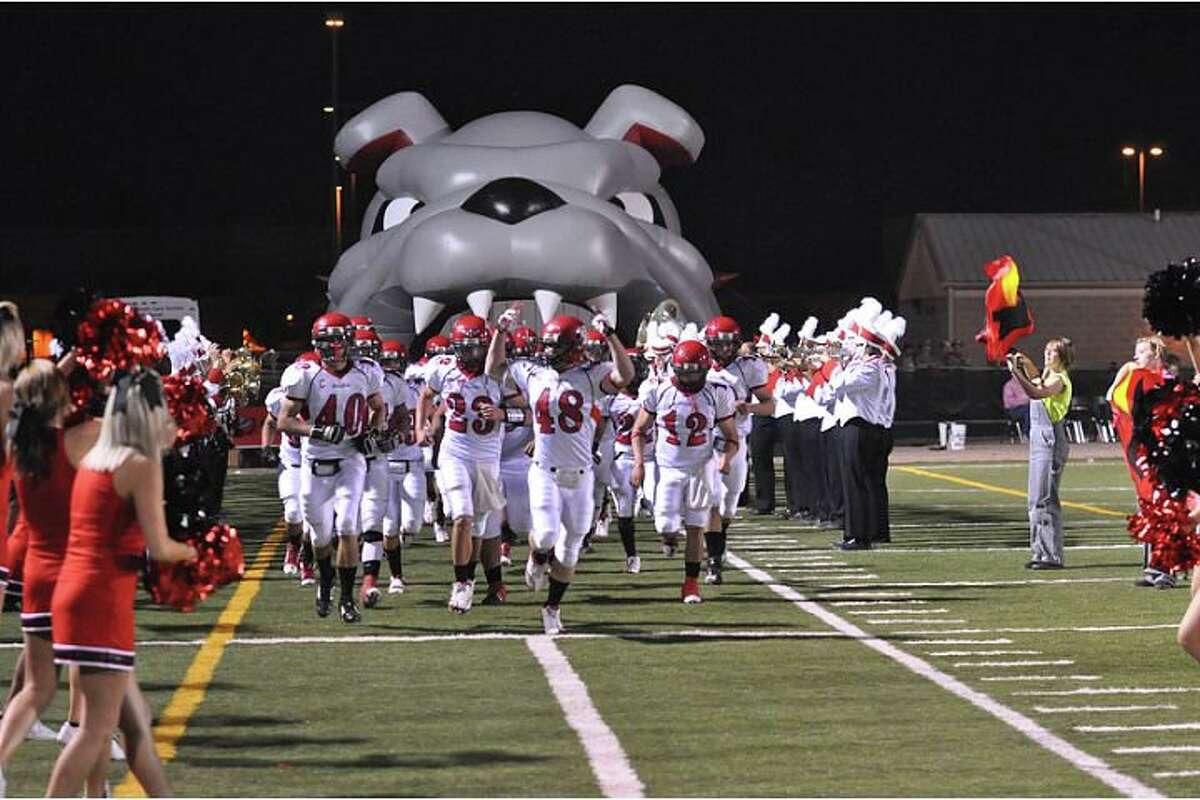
[508, 360, 614, 470]
[281, 358, 383, 461]
[642, 379, 735, 468]
[425, 361, 504, 463]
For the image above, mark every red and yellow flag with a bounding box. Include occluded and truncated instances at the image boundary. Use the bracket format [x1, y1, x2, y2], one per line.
[975, 255, 1035, 363]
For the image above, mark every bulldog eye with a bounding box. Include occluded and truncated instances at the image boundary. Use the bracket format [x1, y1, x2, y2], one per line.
[373, 196, 425, 234]
[610, 192, 664, 226]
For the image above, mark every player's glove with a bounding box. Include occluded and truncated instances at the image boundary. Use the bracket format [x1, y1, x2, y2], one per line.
[591, 311, 615, 337]
[496, 305, 522, 333]
[260, 446, 277, 465]
[310, 423, 345, 444]
[376, 431, 398, 453]
[354, 432, 382, 457]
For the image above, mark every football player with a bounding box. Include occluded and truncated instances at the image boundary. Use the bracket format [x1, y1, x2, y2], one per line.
[703, 316, 774, 584]
[583, 329, 616, 547]
[277, 313, 387, 623]
[375, 340, 420, 594]
[608, 346, 652, 573]
[413, 336, 453, 543]
[416, 315, 507, 613]
[498, 326, 538, 569]
[632, 340, 738, 604]
[489, 309, 633, 635]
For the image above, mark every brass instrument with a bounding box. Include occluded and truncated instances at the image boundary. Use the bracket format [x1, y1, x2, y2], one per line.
[222, 347, 263, 407]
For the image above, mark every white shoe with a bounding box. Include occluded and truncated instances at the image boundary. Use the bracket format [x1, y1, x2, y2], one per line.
[593, 514, 610, 539]
[541, 605, 564, 636]
[26, 719, 56, 741]
[423, 503, 435, 526]
[387, 577, 407, 594]
[524, 555, 548, 591]
[448, 580, 474, 614]
[56, 722, 77, 746]
[434, 523, 449, 543]
[110, 733, 126, 761]
[625, 555, 641, 574]
[661, 537, 678, 558]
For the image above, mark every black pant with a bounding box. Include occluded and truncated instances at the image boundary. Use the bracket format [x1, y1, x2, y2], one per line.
[750, 416, 787, 512]
[823, 425, 845, 524]
[783, 419, 823, 516]
[840, 419, 894, 543]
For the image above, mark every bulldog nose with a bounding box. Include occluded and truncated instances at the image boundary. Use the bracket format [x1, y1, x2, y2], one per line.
[461, 177, 565, 225]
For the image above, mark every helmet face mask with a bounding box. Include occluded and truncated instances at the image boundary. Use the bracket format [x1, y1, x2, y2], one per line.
[352, 331, 381, 360]
[379, 340, 406, 371]
[540, 315, 584, 372]
[704, 316, 741, 367]
[312, 313, 352, 363]
[454, 342, 487, 373]
[706, 337, 738, 367]
[451, 314, 489, 374]
[673, 363, 706, 393]
[671, 340, 712, 394]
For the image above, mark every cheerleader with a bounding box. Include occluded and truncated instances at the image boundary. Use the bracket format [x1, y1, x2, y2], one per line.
[0, 301, 27, 588]
[45, 370, 195, 796]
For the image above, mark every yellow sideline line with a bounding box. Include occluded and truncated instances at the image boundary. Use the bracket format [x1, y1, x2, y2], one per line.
[895, 465, 1127, 519]
[114, 523, 285, 797]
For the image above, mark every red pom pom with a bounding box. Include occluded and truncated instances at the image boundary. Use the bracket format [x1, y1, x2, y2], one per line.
[1128, 490, 1200, 573]
[146, 524, 245, 612]
[73, 299, 165, 383]
[162, 370, 216, 444]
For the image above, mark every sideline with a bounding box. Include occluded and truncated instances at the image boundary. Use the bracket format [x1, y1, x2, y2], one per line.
[726, 550, 1161, 798]
[114, 524, 284, 797]
[894, 465, 1127, 518]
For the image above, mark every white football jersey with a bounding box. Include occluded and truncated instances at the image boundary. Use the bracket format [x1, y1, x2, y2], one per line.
[508, 360, 613, 470]
[265, 386, 302, 467]
[642, 378, 736, 468]
[280, 358, 382, 461]
[383, 371, 421, 462]
[611, 390, 655, 461]
[425, 360, 504, 463]
[709, 355, 769, 439]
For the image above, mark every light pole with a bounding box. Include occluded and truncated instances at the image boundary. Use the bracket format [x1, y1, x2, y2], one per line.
[1121, 144, 1165, 213]
[325, 13, 345, 256]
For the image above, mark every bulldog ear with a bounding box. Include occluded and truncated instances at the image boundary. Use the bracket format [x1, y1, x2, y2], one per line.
[334, 92, 450, 175]
[585, 84, 704, 167]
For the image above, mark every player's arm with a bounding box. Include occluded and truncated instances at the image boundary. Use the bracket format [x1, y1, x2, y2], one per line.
[414, 385, 436, 445]
[596, 317, 633, 392]
[261, 411, 278, 456]
[630, 408, 653, 486]
[367, 391, 386, 433]
[716, 416, 739, 474]
[742, 384, 776, 416]
[485, 326, 508, 381]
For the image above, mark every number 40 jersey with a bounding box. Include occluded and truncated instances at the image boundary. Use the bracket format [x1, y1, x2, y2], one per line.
[280, 358, 383, 461]
[507, 360, 615, 470]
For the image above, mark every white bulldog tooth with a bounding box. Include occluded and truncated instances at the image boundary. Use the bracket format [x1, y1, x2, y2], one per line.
[412, 296, 446, 334]
[467, 289, 495, 320]
[533, 290, 562, 324]
[586, 292, 617, 325]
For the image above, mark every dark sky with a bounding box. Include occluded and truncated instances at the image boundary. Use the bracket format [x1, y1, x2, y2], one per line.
[4, 5, 1199, 302]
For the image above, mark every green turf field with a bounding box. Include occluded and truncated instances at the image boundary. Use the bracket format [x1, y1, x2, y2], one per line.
[4, 456, 1198, 797]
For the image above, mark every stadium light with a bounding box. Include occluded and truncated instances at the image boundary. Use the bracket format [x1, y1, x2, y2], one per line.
[1121, 144, 1165, 212]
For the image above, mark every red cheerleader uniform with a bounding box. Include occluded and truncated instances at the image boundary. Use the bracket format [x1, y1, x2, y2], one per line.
[51, 467, 144, 671]
[15, 429, 75, 636]
[0, 456, 11, 587]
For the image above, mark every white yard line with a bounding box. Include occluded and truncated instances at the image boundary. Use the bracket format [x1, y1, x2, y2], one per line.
[787, 573, 881, 580]
[911, 638, 1013, 645]
[981, 675, 1102, 682]
[828, 600, 929, 607]
[890, 486, 1131, 494]
[1014, 687, 1200, 697]
[1114, 746, 1200, 754]
[1153, 770, 1200, 778]
[926, 650, 1042, 657]
[526, 636, 645, 798]
[821, 578, 1132, 589]
[892, 624, 1178, 637]
[954, 659, 1075, 668]
[1036, 705, 1179, 715]
[1078, 722, 1200, 733]
[888, 521, 1117, 530]
[848, 608, 947, 615]
[864, 619, 968, 626]
[859, 544, 1139, 554]
[725, 550, 1161, 799]
[812, 591, 914, 598]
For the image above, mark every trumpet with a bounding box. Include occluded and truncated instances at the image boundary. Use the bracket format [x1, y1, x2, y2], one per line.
[222, 347, 263, 408]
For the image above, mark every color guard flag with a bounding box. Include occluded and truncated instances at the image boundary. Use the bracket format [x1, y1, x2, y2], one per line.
[1111, 366, 1166, 501]
[975, 255, 1035, 363]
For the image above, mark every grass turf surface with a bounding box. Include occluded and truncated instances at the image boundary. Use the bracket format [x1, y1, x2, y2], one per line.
[3, 456, 1198, 796]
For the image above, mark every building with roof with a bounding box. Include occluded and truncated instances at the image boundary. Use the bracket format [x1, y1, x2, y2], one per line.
[896, 212, 1200, 368]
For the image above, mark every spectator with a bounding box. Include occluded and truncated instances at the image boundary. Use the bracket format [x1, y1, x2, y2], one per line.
[942, 340, 967, 367]
[1002, 373, 1030, 437]
[914, 339, 937, 369]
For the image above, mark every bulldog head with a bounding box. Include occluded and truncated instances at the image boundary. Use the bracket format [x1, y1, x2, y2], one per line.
[327, 85, 720, 342]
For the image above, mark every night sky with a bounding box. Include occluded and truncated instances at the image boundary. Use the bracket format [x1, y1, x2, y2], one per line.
[4, 6, 1199, 311]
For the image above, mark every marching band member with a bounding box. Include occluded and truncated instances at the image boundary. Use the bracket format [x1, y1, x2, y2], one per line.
[278, 313, 386, 623]
[632, 340, 738, 604]
[417, 315, 507, 614]
[45, 370, 195, 796]
[490, 310, 632, 635]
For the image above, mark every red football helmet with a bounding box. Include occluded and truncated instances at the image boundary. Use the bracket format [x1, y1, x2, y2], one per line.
[541, 315, 585, 370]
[704, 316, 742, 367]
[425, 335, 451, 357]
[671, 340, 711, 393]
[379, 339, 407, 370]
[312, 312, 352, 361]
[452, 315, 489, 373]
[349, 315, 374, 332]
[351, 328, 381, 360]
[508, 326, 539, 358]
[583, 328, 608, 363]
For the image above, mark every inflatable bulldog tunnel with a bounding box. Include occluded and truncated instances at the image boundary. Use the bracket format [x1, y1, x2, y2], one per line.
[326, 84, 721, 342]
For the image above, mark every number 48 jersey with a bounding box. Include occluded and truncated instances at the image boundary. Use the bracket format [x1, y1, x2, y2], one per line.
[642, 379, 736, 468]
[281, 358, 383, 461]
[508, 360, 614, 470]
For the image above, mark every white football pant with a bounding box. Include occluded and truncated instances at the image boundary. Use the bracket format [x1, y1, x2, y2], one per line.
[300, 454, 367, 548]
[528, 464, 595, 568]
[655, 463, 712, 533]
[382, 459, 427, 539]
[500, 459, 533, 533]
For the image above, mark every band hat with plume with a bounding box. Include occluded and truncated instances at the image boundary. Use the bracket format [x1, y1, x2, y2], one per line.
[797, 316, 818, 342]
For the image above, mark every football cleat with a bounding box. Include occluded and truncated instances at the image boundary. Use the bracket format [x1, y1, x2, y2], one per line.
[541, 604, 564, 636]
[481, 583, 508, 606]
[499, 541, 513, 566]
[704, 561, 724, 585]
[299, 562, 316, 587]
[524, 555, 549, 591]
[315, 591, 332, 618]
[593, 513, 610, 539]
[387, 576, 407, 594]
[360, 575, 381, 608]
[434, 523, 449, 543]
[682, 577, 703, 604]
[625, 555, 642, 574]
[282, 543, 300, 575]
[448, 580, 475, 614]
[661, 536, 678, 558]
[339, 598, 362, 623]
[423, 503, 435, 525]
